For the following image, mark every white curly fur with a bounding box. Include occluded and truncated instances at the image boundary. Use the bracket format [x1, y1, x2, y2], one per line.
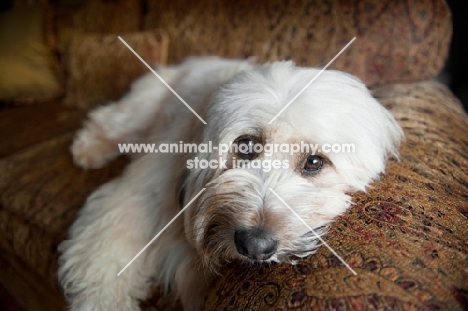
[58, 56, 403, 311]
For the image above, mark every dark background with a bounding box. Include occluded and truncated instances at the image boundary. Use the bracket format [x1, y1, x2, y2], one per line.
[440, 0, 468, 111]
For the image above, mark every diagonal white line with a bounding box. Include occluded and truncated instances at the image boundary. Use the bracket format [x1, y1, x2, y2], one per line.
[118, 36, 207, 125]
[117, 188, 206, 276]
[269, 188, 357, 275]
[268, 37, 356, 124]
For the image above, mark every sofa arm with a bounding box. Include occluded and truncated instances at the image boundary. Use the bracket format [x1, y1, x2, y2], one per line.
[205, 81, 468, 311]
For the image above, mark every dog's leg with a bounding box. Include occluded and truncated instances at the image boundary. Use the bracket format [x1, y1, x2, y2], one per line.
[72, 57, 254, 169]
[72, 67, 178, 169]
[58, 158, 183, 311]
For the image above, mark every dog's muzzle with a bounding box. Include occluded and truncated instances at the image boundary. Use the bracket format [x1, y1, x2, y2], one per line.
[234, 227, 278, 260]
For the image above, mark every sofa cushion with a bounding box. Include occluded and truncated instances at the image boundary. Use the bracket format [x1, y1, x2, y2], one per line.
[71, 0, 141, 34]
[144, 0, 452, 88]
[0, 135, 129, 309]
[55, 0, 143, 55]
[205, 81, 468, 310]
[0, 82, 466, 310]
[0, 4, 62, 101]
[63, 29, 169, 110]
[0, 101, 85, 158]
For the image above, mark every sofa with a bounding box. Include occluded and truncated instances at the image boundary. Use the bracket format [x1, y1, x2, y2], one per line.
[0, 0, 467, 310]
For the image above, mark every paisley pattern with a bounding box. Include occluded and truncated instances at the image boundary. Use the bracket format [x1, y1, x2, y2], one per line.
[0, 0, 465, 310]
[2, 83, 464, 310]
[144, 0, 451, 88]
[204, 82, 468, 310]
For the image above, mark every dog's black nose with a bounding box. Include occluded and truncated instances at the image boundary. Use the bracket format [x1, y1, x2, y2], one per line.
[234, 228, 278, 260]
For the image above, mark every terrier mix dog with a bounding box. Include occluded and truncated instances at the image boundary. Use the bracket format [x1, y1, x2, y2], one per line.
[58, 57, 403, 311]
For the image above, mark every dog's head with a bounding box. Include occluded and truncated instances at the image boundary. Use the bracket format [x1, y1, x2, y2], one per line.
[181, 61, 403, 270]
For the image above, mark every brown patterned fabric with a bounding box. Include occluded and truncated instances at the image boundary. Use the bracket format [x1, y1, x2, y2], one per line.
[55, 0, 142, 54]
[63, 29, 169, 109]
[204, 81, 468, 310]
[0, 133, 128, 282]
[0, 103, 129, 310]
[0, 82, 466, 311]
[1, 1, 465, 310]
[71, 0, 142, 34]
[144, 0, 452, 88]
[0, 100, 85, 158]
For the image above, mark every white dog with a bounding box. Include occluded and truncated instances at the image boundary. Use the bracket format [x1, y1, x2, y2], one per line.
[58, 57, 403, 311]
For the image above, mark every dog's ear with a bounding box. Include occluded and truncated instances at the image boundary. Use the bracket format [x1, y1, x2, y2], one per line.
[176, 169, 189, 208]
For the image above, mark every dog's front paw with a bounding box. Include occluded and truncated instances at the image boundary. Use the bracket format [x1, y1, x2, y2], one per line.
[71, 126, 118, 169]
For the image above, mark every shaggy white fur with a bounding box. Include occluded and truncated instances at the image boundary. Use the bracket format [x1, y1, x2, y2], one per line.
[58, 57, 403, 311]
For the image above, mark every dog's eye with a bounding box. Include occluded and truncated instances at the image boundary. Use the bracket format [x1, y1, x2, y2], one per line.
[303, 155, 323, 172]
[234, 136, 258, 160]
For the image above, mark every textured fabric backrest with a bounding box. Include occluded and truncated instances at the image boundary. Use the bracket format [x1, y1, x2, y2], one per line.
[144, 0, 452, 88]
[63, 29, 169, 110]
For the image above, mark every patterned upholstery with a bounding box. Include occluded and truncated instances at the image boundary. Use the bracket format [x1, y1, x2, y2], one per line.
[204, 82, 468, 310]
[0, 0, 466, 310]
[63, 29, 168, 109]
[0, 102, 129, 311]
[144, 0, 452, 88]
